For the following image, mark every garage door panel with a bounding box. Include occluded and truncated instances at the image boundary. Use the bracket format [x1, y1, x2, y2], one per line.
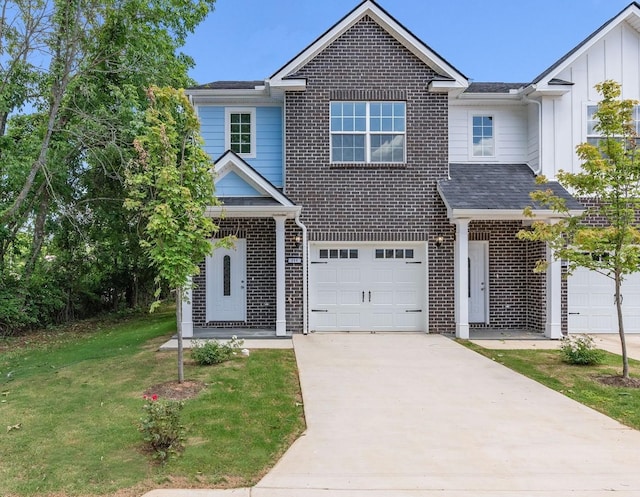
[315, 290, 338, 306]
[339, 290, 362, 305]
[569, 269, 640, 333]
[309, 244, 426, 332]
[337, 312, 362, 328]
[315, 268, 338, 283]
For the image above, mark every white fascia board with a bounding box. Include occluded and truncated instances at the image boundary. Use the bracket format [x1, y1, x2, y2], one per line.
[524, 84, 573, 98]
[455, 92, 523, 102]
[448, 209, 583, 221]
[535, 5, 640, 87]
[269, 1, 467, 88]
[428, 80, 467, 93]
[206, 205, 301, 219]
[266, 79, 307, 91]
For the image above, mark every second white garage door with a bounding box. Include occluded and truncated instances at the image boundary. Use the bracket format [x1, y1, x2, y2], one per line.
[568, 268, 640, 333]
[309, 243, 427, 332]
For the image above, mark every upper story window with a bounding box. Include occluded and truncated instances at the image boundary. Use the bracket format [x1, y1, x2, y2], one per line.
[225, 107, 256, 158]
[472, 115, 494, 157]
[586, 104, 640, 145]
[330, 101, 406, 163]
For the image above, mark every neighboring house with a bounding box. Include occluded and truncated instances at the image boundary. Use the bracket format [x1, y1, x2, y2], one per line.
[182, 0, 640, 339]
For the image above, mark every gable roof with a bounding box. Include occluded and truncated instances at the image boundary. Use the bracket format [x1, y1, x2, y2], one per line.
[213, 151, 295, 207]
[437, 164, 583, 220]
[532, 2, 640, 86]
[208, 151, 300, 218]
[268, 0, 467, 91]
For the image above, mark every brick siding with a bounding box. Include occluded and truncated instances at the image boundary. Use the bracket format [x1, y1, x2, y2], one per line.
[284, 16, 455, 333]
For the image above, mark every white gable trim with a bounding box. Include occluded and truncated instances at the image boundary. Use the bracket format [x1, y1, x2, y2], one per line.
[214, 151, 294, 207]
[534, 3, 640, 88]
[268, 0, 467, 90]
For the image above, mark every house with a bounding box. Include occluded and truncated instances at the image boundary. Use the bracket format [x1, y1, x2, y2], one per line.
[181, 0, 640, 339]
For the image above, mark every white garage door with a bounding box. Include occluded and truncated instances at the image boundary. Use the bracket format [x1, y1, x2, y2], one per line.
[309, 244, 426, 332]
[568, 268, 640, 333]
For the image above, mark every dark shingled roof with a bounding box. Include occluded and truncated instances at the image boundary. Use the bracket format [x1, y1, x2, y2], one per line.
[219, 197, 282, 206]
[189, 80, 265, 90]
[465, 82, 527, 94]
[438, 164, 583, 211]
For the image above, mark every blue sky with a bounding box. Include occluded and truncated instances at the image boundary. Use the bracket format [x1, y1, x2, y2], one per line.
[183, 0, 633, 85]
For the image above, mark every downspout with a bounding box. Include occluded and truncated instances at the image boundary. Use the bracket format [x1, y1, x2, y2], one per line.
[294, 211, 309, 335]
[522, 94, 542, 175]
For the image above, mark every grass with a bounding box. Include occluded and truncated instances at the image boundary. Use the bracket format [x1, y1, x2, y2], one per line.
[463, 341, 640, 430]
[0, 311, 305, 497]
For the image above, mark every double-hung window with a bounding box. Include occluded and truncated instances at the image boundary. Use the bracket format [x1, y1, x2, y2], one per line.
[330, 101, 406, 163]
[471, 115, 494, 157]
[587, 104, 640, 145]
[225, 108, 256, 157]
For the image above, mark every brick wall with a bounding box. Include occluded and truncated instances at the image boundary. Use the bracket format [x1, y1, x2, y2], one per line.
[284, 16, 455, 332]
[469, 221, 547, 331]
[193, 219, 277, 329]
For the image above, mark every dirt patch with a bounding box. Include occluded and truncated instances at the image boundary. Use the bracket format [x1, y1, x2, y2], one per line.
[597, 375, 640, 388]
[144, 380, 207, 400]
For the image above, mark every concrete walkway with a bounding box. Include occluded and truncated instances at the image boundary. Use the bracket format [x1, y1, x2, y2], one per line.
[146, 333, 640, 497]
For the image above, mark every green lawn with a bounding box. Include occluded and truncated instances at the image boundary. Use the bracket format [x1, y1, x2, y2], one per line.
[463, 342, 640, 430]
[0, 311, 305, 497]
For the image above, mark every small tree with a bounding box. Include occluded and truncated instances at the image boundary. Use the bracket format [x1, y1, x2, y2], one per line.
[125, 86, 219, 382]
[518, 80, 640, 379]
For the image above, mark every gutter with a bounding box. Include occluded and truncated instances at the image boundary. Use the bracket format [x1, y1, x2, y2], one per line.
[521, 93, 543, 175]
[294, 211, 309, 335]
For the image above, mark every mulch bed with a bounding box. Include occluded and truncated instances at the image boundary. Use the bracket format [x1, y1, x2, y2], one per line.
[597, 375, 640, 388]
[143, 380, 207, 400]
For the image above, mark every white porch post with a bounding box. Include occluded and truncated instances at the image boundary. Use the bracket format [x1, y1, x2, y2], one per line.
[181, 277, 194, 338]
[545, 240, 562, 339]
[454, 219, 470, 339]
[274, 215, 287, 336]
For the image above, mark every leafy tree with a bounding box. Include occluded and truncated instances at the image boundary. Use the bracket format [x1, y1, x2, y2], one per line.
[519, 80, 640, 379]
[0, 0, 216, 333]
[125, 86, 222, 383]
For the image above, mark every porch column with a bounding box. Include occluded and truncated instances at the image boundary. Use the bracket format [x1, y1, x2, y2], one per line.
[274, 215, 287, 336]
[545, 240, 562, 339]
[181, 278, 194, 338]
[454, 219, 470, 339]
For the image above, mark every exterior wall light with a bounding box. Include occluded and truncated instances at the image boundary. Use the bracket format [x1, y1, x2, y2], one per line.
[435, 235, 444, 248]
[293, 234, 302, 248]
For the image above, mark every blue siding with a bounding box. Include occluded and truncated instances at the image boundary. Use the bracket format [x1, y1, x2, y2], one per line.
[197, 105, 283, 188]
[215, 171, 262, 197]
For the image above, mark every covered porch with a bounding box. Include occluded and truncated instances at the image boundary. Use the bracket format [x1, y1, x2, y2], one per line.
[438, 164, 584, 340]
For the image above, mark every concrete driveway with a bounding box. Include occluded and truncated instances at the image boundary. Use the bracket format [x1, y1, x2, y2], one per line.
[146, 333, 640, 497]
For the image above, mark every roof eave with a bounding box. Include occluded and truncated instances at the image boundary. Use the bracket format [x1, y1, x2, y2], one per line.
[206, 205, 301, 219]
[447, 208, 584, 221]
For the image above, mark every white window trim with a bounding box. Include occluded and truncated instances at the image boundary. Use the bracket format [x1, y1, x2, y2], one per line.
[330, 101, 406, 164]
[585, 101, 640, 144]
[469, 113, 496, 161]
[225, 107, 257, 159]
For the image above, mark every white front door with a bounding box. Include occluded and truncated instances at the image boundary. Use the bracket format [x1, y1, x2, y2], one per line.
[468, 241, 488, 323]
[206, 239, 247, 322]
[309, 244, 426, 332]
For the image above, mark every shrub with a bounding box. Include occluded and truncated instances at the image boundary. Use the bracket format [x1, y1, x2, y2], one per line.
[139, 395, 185, 463]
[191, 336, 244, 365]
[560, 335, 605, 365]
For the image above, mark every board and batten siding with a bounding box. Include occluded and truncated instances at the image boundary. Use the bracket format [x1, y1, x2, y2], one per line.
[197, 105, 284, 190]
[448, 105, 529, 164]
[543, 21, 640, 179]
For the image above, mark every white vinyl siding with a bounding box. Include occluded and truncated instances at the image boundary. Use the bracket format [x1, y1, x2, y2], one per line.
[543, 21, 640, 178]
[448, 106, 528, 163]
